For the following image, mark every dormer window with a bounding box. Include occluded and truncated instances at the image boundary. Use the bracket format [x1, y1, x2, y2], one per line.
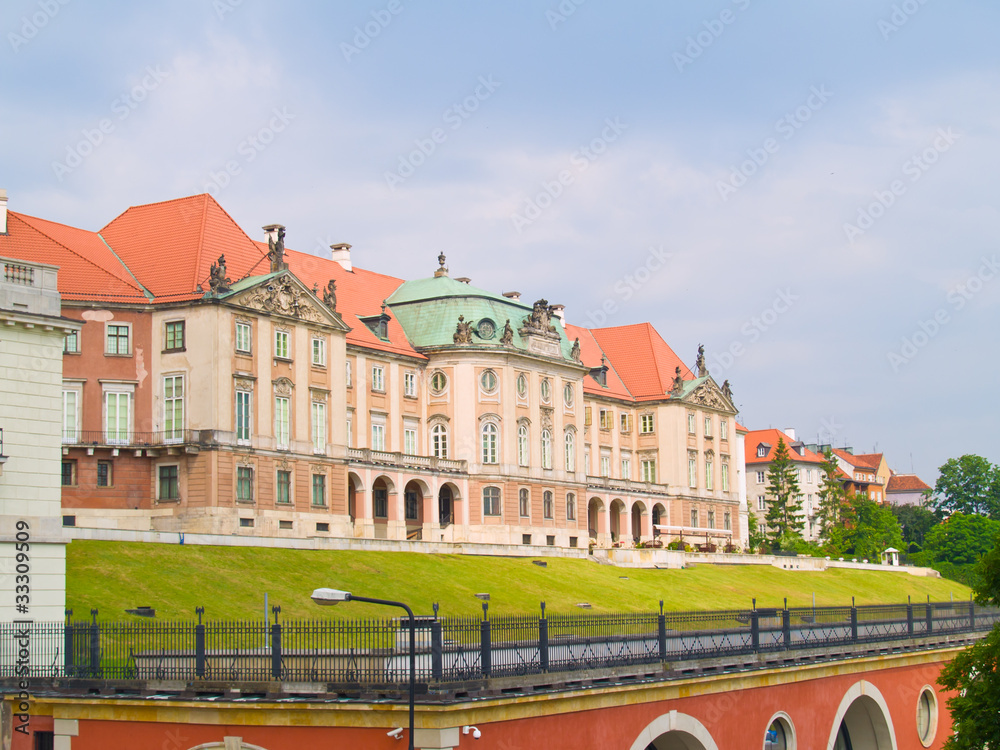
[757, 443, 770, 458]
[589, 364, 608, 387]
[360, 305, 392, 341]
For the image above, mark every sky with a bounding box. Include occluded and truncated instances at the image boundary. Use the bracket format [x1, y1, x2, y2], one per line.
[2, 0, 998, 484]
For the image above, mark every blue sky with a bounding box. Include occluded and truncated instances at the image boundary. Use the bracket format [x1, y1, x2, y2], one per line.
[2, 0, 998, 483]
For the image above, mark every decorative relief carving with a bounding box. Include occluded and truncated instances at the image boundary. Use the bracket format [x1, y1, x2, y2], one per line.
[272, 377, 293, 396]
[236, 453, 255, 466]
[519, 299, 560, 339]
[540, 407, 553, 432]
[235, 275, 324, 323]
[234, 378, 254, 392]
[690, 382, 728, 410]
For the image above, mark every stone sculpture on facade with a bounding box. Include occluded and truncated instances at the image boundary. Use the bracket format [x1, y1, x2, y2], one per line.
[570, 338, 582, 362]
[267, 226, 286, 272]
[722, 379, 733, 402]
[671, 366, 685, 394]
[499, 319, 514, 346]
[323, 279, 337, 310]
[453, 315, 473, 344]
[209, 254, 232, 295]
[519, 299, 559, 338]
[696, 344, 708, 377]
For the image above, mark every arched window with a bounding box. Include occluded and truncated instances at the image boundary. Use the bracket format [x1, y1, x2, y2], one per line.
[481, 422, 498, 464]
[543, 490, 554, 519]
[483, 486, 501, 516]
[566, 492, 576, 521]
[564, 430, 575, 471]
[519, 488, 530, 518]
[431, 424, 448, 458]
[541, 429, 552, 469]
[517, 423, 529, 466]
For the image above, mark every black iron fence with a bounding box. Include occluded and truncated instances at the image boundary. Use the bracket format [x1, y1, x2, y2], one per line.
[1, 600, 995, 687]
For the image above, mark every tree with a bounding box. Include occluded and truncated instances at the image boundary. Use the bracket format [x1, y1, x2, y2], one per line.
[932, 454, 1000, 519]
[891, 504, 940, 550]
[824, 492, 902, 562]
[816, 448, 847, 540]
[763, 437, 804, 548]
[912, 512, 1000, 586]
[937, 529, 1000, 749]
[746, 509, 767, 553]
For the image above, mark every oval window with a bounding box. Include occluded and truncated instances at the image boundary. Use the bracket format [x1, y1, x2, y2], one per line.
[540, 378, 551, 403]
[480, 369, 498, 393]
[516, 373, 528, 398]
[430, 371, 448, 395]
[477, 318, 496, 339]
[563, 383, 574, 407]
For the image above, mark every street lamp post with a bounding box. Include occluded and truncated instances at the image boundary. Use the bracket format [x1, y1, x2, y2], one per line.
[311, 588, 416, 750]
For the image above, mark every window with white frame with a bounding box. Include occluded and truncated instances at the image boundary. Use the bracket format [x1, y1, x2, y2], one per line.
[371, 419, 386, 452]
[274, 329, 290, 359]
[757, 495, 766, 511]
[163, 375, 184, 442]
[104, 386, 133, 445]
[563, 383, 574, 408]
[620, 412, 632, 433]
[519, 488, 530, 518]
[807, 468, 813, 483]
[600, 453, 610, 478]
[346, 414, 353, 448]
[541, 429, 552, 469]
[599, 409, 613, 430]
[345, 360, 352, 387]
[403, 426, 417, 455]
[62, 385, 81, 443]
[688, 456, 697, 488]
[757, 445, 768, 458]
[106, 323, 131, 355]
[757, 471, 766, 483]
[721, 461, 729, 491]
[564, 430, 575, 472]
[705, 455, 714, 490]
[543, 491, 554, 519]
[235, 321, 252, 353]
[483, 486, 501, 516]
[481, 422, 498, 464]
[517, 423, 529, 467]
[621, 454, 632, 480]
[516, 373, 528, 400]
[311, 336, 326, 367]
[311, 401, 326, 453]
[371, 364, 385, 392]
[687, 413, 696, 434]
[566, 492, 576, 521]
[431, 423, 448, 458]
[724, 512, 731, 531]
[704, 416, 712, 437]
[480, 369, 498, 394]
[274, 395, 290, 449]
[641, 459, 657, 483]
[430, 370, 448, 395]
[690, 509, 698, 528]
[640, 413, 654, 434]
[707, 510, 715, 529]
[64, 330, 79, 354]
[235, 388, 252, 444]
[539, 378, 551, 403]
[720, 420, 728, 440]
[404, 371, 417, 398]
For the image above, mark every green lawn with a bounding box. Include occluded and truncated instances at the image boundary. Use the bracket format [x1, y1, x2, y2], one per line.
[66, 540, 972, 622]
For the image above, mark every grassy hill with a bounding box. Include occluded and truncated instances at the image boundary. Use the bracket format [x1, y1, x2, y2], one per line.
[65, 540, 972, 621]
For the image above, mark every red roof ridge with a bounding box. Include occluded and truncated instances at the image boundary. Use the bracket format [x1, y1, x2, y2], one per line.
[193, 194, 210, 295]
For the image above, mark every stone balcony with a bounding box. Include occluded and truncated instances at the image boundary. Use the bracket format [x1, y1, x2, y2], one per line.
[347, 447, 467, 474]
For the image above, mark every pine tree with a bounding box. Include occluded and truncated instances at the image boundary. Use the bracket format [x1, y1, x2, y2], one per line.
[816, 448, 847, 540]
[764, 437, 804, 548]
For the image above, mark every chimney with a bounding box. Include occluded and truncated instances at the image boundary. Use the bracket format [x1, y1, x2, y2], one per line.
[502, 291, 521, 301]
[550, 304, 565, 323]
[262, 223, 284, 246]
[455, 277, 471, 285]
[331, 243, 352, 272]
[0, 189, 7, 235]
[784, 428, 796, 441]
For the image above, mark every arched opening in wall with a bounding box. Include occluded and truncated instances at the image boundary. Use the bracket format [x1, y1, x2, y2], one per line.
[372, 476, 393, 539]
[588, 497, 604, 539]
[645, 731, 709, 750]
[347, 472, 363, 523]
[763, 713, 795, 749]
[403, 479, 426, 539]
[439, 483, 459, 526]
[609, 499, 625, 542]
[833, 695, 896, 750]
[652, 503, 666, 543]
[631, 501, 647, 544]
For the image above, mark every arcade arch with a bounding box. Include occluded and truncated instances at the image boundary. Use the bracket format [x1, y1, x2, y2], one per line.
[828, 681, 897, 750]
[629, 713, 719, 750]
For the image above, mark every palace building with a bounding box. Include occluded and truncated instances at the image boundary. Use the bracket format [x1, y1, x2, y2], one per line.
[0, 192, 746, 550]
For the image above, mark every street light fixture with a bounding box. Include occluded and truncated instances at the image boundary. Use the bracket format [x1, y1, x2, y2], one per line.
[311, 588, 416, 750]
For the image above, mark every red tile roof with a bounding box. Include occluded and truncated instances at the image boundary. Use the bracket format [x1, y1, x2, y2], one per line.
[590, 323, 694, 401]
[563, 323, 633, 400]
[744, 428, 825, 465]
[99, 194, 268, 301]
[0, 212, 148, 302]
[850, 452, 884, 470]
[887, 474, 931, 493]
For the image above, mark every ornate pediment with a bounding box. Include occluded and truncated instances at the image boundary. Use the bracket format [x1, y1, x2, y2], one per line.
[685, 380, 736, 413]
[231, 273, 347, 329]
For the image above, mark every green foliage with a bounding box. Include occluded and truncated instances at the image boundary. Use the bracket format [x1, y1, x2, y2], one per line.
[912, 513, 1000, 585]
[764, 437, 804, 547]
[746, 509, 768, 553]
[937, 529, 1000, 749]
[931, 454, 1000, 519]
[816, 448, 847, 539]
[65, 540, 969, 620]
[891, 503, 940, 548]
[825, 495, 903, 563]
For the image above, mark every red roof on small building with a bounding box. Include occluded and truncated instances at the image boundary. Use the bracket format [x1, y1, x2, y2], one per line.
[887, 474, 932, 493]
[744, 428, 825, 465]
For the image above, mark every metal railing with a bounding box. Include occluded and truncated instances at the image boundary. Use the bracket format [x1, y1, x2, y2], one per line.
[60, 430, 198, 448]
[1, 600, 994, 688]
